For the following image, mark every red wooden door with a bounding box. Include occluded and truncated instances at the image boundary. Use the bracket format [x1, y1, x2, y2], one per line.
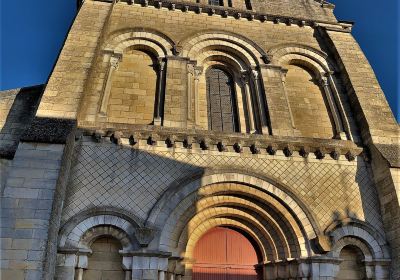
[193, 227, 260, 280]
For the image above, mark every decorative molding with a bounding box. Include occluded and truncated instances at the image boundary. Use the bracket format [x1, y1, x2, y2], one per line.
[106, 0, 349, 31]
[76, 126, 364, 161]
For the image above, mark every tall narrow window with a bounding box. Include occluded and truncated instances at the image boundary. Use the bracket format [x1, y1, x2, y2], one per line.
[206, 67, 238, 132]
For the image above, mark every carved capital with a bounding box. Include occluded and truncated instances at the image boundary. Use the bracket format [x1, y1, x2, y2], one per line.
[157, 58, 166, 71]
[134, 227, 157, 247]
[110, 54, 121, 70]
[318, 75, 329, 87]
[194, 66, 203, 80]
[187, 63, 195, 75]
[173, 45, 183, 56]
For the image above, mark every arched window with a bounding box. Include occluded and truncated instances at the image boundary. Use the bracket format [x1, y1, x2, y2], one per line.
[206, 67, 239, 133]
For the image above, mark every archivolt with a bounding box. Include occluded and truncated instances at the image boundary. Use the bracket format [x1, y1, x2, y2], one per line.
[179, 31, 268, 66]
[148, 172, 320, 261]
[59, 214, 139, 251]
[268, 43, 333, 74]
[104, 29, 174, 56]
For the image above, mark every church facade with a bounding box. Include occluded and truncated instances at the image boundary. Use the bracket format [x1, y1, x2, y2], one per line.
[1, 0, 399, 279]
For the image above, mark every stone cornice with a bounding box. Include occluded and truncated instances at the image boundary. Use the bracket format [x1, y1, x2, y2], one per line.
[101, 0, 349, 30]
[76, 125, 365, 161]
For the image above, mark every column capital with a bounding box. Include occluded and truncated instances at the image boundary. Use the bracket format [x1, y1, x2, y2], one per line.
[194, 66, 203, 79]
[110, 54, 122, 69]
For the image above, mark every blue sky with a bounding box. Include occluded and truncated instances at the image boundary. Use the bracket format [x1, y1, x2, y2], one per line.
[1, 0, 399, 121]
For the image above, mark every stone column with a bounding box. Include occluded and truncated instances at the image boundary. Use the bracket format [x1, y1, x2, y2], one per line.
[279, 69, 295, 129]
[240, 71, 256, 133]
[318, 75, 346, 140]
[154, 58, 166, 126]
[99, 53, 121, 116]
[193, 67, 203, 127]
[187, 64, 194, 123]
[250, 69, 270, 134]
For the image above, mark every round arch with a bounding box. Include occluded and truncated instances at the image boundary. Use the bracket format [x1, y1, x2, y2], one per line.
[148, 172, 321, 265]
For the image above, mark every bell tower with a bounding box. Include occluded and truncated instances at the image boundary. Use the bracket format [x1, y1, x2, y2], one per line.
[1, 1, 399, 280]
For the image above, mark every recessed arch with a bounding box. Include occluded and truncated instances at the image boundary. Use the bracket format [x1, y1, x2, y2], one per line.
[179, 30, 268, 66]
[105, 29, 174, 56]
[59, 214, 139, 250]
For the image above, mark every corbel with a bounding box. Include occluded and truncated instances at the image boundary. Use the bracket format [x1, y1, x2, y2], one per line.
[250, 143, 261, 154]
[315, 148, 326, 160]
[92, 130, 105, 143]
[283, 145, 294, 157]
[330, 148, 341, 160]
[217, 142, 226, 152]
[345, 150, 356, 161]
[267, 144, 278, 155]
[299, 146, 310, 158]
[110, 131, 123, 145]
[184, 136, 193, 149]
[200, 138, 210, 150]
[233, 142, 243, 153]
[165, 136, 176, 148]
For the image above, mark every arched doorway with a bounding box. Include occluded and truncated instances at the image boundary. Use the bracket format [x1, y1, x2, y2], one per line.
[193, 227, 262, 280]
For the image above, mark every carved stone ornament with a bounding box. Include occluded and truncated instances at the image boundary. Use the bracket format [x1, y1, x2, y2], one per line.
[267, 144, 278, 155]
[111, 131, 123, 145]
[200, 139, 210, 150]
[299, 146, 310, 158]
[217, 142, 226, 152]
[129, 135, 138, 146]
[165, 136, 175, 148]
[147, 135, 157, 146]
[184, 137, 193, 149]
[92, 130, 104, 143]
[134, 227, 157, 247]
[283, 145, 294, 157]
[233, 142, 243, 153]
[345, 150, 356, 161]
[250, 144, 260, 154]
[315, 148, 326, 160]
[330, 148, 341, 160]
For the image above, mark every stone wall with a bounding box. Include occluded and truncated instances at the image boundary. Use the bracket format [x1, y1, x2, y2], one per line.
[0, 143, 64, 279]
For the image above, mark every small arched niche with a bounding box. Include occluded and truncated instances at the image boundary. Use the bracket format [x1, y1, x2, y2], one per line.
[83, 236, 125, 280]
[107, 46, 159, 125]
[284, 63, 335, 139]
[336, 245, 366, 280]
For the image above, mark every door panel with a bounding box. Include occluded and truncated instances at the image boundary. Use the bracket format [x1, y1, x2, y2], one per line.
[193, 227, 259, 280]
